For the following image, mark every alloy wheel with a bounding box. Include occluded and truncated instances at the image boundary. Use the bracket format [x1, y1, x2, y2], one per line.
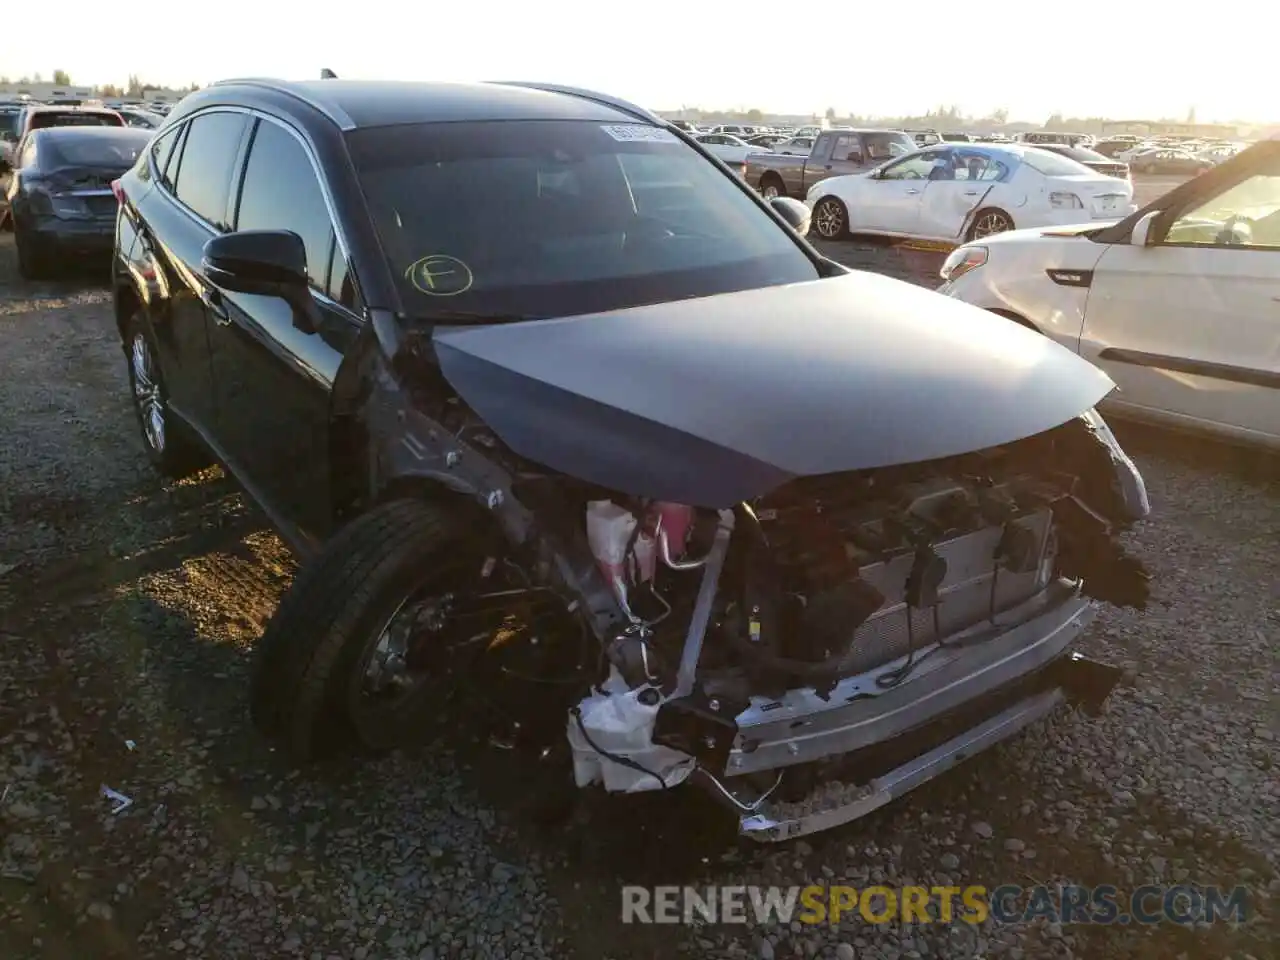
[761, 181, 781, 200]
[131, 333, 166, 454]
[971, 211, 1011, 239]
[348, 554, 509, 730]
[814, 199, 845, 239]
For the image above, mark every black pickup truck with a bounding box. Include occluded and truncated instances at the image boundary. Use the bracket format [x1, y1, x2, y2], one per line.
[745, 128, 918, 199]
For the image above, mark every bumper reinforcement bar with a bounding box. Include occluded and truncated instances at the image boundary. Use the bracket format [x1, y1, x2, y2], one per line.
[735, 687, 1065, 842]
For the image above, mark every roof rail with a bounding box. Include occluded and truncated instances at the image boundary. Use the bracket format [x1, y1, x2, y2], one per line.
[202, 77, 354, 129]
[487, 81, 662, 126]
[208, 76, 287, 88]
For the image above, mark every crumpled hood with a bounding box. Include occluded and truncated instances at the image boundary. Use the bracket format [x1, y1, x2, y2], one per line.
[433, 271, 1115, 507]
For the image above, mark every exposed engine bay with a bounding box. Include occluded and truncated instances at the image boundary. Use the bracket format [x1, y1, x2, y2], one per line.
[391, 392, 1150, 838]
[553, 411, 1147, 813]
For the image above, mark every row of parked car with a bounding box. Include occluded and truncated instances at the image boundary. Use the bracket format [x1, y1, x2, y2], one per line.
[732, 128, 1138, 245]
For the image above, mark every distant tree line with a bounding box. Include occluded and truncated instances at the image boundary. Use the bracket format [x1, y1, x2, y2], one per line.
[0, 70, 201, 98]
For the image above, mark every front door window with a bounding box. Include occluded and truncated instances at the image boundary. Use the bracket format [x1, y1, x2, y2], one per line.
[880, 150, 946, 181]
[1165, 169, 1280, 249]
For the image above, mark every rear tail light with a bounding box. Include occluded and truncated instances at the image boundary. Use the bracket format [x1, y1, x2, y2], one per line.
[111, 179, 124, 204]
[737, 163, 747, 178]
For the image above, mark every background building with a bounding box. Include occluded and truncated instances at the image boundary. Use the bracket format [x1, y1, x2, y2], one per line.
[0, 82, 95, 101]
[0, 82, 191, 105]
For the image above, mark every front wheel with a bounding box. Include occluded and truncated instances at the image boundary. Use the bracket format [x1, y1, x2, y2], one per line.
[811, 197, 849, 240]
[250, 498, 510, 761]
[967, 208, 1013, 241]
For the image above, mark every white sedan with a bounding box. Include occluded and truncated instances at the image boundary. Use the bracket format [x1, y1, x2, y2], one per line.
[806, 144, 1136, 243]
[693, 133, 764, 165]
[937, 136, 1280, 449]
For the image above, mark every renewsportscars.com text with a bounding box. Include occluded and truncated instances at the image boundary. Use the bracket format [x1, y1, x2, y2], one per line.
[621, 884, 1249, 927]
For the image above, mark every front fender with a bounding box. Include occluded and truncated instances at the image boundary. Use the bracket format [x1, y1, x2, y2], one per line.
[939, 238, 1108, 353]
[342, 342, 536, 546]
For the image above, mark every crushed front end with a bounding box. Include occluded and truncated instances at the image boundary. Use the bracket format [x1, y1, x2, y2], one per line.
[565, 410, 1149, 840]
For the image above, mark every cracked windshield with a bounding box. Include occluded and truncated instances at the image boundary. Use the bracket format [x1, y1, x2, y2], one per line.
[0, 3, 1274, 960]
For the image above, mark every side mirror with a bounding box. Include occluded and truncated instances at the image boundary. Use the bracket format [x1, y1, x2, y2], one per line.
[770, 196, 811, 236]
[1129, 210, 1160, 247]
[202, 230, 320, 333]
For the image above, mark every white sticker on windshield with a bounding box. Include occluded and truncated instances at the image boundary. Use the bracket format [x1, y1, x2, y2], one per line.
[600, 124, 678, 144]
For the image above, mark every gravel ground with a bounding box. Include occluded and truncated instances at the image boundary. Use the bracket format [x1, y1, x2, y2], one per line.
[0, 205, 1276, 960]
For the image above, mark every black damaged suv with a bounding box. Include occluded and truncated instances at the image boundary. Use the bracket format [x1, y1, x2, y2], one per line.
[113, 78, 1149, 843]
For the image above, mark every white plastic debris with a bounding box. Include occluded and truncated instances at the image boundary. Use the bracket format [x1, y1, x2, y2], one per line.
[100, 785, 133, 815]
[124, 740, 137, 752]
[567, 667, 695, 793]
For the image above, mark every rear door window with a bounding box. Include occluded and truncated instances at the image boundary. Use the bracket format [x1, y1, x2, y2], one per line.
[833, 134, 862, 164]
[881, 149, 948, 181]
[863, 131, 917, 162]
[148, 124, 184, 189]
[171, 111, 249, 229]
[234, 118, 336, 293]
[953, 150, 1007, 181]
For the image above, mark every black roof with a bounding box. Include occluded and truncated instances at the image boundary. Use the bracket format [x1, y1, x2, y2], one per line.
[195, 79, 652, 131]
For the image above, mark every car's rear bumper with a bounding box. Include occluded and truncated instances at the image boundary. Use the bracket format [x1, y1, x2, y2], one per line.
[29, 216, 116, 253]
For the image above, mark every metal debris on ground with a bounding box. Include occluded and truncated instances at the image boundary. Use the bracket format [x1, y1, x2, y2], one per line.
[100, 784, 134, 814]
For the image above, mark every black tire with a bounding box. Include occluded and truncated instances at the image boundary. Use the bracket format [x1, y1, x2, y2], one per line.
[123, 312, 211, 479]
[812, 196, 849, 240]
[250, 497, 502, 762]
[758, 174, 786, 200]
[14, 221, 51, 280]
[966, 208, 1014, 242]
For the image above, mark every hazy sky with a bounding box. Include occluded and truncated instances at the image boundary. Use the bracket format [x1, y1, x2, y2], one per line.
[3, 1, 1266, 122]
